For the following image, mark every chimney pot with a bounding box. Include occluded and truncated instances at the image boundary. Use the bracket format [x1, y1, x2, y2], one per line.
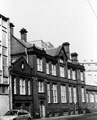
[20, 28, 28, 42]
[71, 52, 78, 64]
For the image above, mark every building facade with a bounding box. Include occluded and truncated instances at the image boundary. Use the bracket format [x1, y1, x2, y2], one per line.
[0, 14, 97, 118]
[10, 28, 86, 118]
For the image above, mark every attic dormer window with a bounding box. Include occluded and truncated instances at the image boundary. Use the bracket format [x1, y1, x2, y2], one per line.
[59, 57, 64, 63]
[21, 63, 24, 70]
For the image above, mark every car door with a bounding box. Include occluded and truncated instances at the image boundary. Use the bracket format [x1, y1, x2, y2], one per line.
[22, 111, 29, 120]
[18, 111, 24, 120]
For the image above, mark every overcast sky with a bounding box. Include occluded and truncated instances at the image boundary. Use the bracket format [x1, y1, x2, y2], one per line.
[0, 0, 97, 62]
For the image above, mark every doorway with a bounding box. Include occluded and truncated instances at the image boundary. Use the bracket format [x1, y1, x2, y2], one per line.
[40, 101, 45, 118]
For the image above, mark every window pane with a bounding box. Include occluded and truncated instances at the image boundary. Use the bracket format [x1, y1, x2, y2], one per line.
[2, 31, 7, 47]
[68, 69, 71, 79]
[52, 64, 56, 76]
[69, 86, 72, 103]
[20, 78, 26, 95]
[46, 63, 49, 74]
[37, 58, 43, 71]
[14, 78, 16, 94]
[61, 85, 67, 103]
[81, 88, 85, 102]
[60, 66, 65, 77]
[38, 81, 44, 93]
[47, 84, 51, 103]
[73, 87, 77, 103]
[3, 56, 7, 66]
[72, 70, 76, 80]
[28, 80, 31, 95]
[2, 47, 7, 56]
[53, 84, 58, 103]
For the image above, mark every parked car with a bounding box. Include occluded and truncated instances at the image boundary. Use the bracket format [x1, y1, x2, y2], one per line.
[0, 109, 32, 120]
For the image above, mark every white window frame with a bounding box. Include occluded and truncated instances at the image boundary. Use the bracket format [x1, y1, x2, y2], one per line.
[20, 78, 26, 95]
[37, 58, 43, 72]
[81, 88, 85, 102]
[38, 81, 44, 93]
[60, 66, 65, 77]
[72, 70, 76, 80]
[59, 58, 64, 63]
[68, 69, 71, 79]
[28, 80, 31, 95]
[61, 85, 67, 103]
[46, 62, 49, 74]
[47, 83, 51, 103]
[52, 64, 56, 76]
[69, 86, 72, 103]
[73, 87, 77, 104]
[53, 84, 58, 103]
[14, 77, 16, 94]
[80, 71, 84, 81]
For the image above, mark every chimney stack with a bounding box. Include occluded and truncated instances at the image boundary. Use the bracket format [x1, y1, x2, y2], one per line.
[10, 23, 14, 35]
[63, 42, 70, 59]
[71, 52, 78, 64]
[20, 28, 28, 42]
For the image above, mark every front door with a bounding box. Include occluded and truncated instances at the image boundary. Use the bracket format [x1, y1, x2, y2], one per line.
[40, 101, 45, 118]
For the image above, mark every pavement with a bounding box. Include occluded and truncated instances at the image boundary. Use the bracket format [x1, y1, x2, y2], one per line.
[33, 113, 84, 120]
[33, 112, 97, 120]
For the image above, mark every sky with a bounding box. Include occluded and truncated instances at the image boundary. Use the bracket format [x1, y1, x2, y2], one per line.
[0, 0, 97, 62]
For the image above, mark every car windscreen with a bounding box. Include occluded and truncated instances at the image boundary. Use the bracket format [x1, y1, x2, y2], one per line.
[4, 111, 18, 116]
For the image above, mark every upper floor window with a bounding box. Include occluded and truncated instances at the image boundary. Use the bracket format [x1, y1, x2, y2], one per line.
[47, 83, 51, 103]
[46, 62, 49, 74]
[19, 78, 26, 95]
[80, 71, 84, 81]
[38, 81, 44, 93]
[53, 84, 58, 103]
[37, 58, 43, 72]
[72, 70, 76, 80]
[60, 66, 65, 77]
[59, 58, 64, 63]
[28, 80, 31, 95]
[81, 88, 85, 102]
[51, 64, 56, 76]
[69, 86, 72, 103]
[68, 69, 71, 79]
[2, 30, 7, 47]
[14, 77, 16, 94]
[0, 86, 8, 94]
[73, 87, 77, 103]
[61, 85, 67, 103]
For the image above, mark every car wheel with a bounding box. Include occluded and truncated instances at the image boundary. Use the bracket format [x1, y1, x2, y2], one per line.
[27, 118, 31, 120]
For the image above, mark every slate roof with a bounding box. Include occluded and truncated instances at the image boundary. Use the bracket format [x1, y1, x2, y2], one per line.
[12, 35, 66, 57]
[45, 45, 62, 57]
[12, 36, 33, 48]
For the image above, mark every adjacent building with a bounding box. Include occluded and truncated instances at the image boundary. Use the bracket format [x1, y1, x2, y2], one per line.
[81, 60, 97, 113]
[81, 60, 97, 86]
[0, 14, 11, 115]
